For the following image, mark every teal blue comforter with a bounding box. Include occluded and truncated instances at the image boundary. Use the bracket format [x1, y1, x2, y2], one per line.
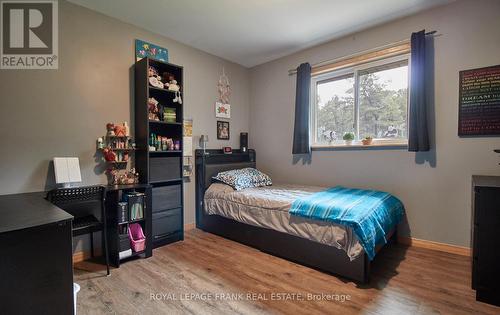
[289, 186, 404, 260]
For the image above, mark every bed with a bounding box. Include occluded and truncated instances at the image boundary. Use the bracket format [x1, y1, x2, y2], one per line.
[195, 149, 399, 283]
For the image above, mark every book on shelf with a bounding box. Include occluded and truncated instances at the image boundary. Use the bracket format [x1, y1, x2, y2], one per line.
[124, 192, 145, 221]
[118, 202, 128, 223]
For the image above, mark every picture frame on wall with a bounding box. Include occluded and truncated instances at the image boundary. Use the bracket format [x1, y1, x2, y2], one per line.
[215, 102, 231, 119]
[135, 39, 169, 62]
[217, 121, 230, 140]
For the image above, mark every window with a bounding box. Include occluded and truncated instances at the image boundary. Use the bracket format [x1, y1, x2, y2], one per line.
[312, 55, 409, 146]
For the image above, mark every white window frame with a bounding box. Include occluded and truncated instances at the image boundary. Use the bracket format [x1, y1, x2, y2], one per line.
[311, 53, 411, 148]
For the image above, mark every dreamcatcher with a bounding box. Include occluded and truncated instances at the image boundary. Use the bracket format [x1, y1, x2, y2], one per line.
[217, 67, 231, 104]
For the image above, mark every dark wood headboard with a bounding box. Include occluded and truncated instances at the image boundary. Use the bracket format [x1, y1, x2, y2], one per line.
[195, 149, 256, 229]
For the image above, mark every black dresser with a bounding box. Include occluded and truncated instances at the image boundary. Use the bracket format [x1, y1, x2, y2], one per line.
[0, 192, 74, 314]
[472, 176, 500, 306]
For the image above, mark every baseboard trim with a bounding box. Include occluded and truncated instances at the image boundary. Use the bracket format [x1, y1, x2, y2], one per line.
[398, 236, 471, 257]
[73, 234, 470, 263]
[184, 223, 195, 231]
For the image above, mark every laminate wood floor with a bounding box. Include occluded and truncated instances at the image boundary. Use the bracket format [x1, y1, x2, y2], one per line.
[74, 229, 500, 315]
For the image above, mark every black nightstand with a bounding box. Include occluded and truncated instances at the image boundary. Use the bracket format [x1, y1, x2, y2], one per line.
[472, 176, 500, 306]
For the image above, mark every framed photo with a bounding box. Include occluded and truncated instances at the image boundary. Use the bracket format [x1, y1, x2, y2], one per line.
[215, 102, 231, 119]
[217, 121, 230, 140]
[135, 39, 169, 62]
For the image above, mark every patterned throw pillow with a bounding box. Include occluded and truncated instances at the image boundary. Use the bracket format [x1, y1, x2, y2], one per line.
[213, 168, 272, 191]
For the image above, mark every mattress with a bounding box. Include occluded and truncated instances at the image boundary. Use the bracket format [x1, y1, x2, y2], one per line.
[204, 183, 364, 260]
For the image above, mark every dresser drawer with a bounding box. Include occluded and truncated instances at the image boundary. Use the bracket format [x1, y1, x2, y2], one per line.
[152, 185, 182, 212]
[150, 157, 181, 183]
[152, 208, 182, 241]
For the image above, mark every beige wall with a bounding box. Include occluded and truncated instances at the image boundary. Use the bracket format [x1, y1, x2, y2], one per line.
[0, 0, 250, 237]
[1, 0, 498, 251]
[249, 0, 500, 247]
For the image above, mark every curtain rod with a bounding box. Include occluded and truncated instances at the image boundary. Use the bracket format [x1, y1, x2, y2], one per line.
[288, 30, 438, 76]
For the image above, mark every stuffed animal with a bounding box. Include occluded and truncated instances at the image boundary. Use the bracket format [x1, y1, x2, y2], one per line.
[161, 72, 181, 91]
[148, 97, 160, 120]
[162, 72, 174, 83]
[148, 76, 164, 89]
[103, 147, 117, 162]
[173, 91, 182, 104]
[148, 66, 164, 88]
[148, 66, 158, 78]
[167, 79, 180, 91]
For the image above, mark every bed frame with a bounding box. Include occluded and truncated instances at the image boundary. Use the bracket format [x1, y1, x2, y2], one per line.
[195, 149, 395, 283]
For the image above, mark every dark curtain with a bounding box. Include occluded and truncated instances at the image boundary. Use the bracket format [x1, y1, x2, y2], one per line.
[292, 63, 312, 154]
[408, 30, 430, 152]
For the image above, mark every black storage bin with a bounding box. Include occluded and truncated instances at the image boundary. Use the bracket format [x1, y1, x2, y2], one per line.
[152, 208, 182, 241]
[119, 233, 131, 251]
[150, 157, 181, 182]
[152, 185, 182, 213]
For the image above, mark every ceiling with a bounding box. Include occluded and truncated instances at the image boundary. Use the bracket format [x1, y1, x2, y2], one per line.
[68, 0, 453, 67]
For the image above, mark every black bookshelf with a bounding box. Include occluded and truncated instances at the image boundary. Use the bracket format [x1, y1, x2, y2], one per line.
[135, 57, 184, 248]
[105, 184, 152, 267]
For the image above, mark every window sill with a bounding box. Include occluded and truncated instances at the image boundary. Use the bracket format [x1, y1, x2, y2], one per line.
[311, 141, 408, 151]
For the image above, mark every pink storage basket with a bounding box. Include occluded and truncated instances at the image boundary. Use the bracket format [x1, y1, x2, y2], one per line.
[128, 223, 146, 252]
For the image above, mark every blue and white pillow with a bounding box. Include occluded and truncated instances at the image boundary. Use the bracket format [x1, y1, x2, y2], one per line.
[213, 168, 272, 191]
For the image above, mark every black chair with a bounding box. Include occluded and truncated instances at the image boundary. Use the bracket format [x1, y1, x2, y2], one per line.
[47, 185, 110, 276]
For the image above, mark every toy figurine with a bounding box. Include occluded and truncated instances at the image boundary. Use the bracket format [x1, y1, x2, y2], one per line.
[97, 137, 104, 149]
[103, 147, 117, 162]
[157, 135, 162, 151]
[123, 122, 130, 137]
[106, 123, 115, 136]
[114, 124, 126, 137]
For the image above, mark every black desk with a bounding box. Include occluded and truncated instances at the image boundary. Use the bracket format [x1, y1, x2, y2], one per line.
[0, 192, 74, 314]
